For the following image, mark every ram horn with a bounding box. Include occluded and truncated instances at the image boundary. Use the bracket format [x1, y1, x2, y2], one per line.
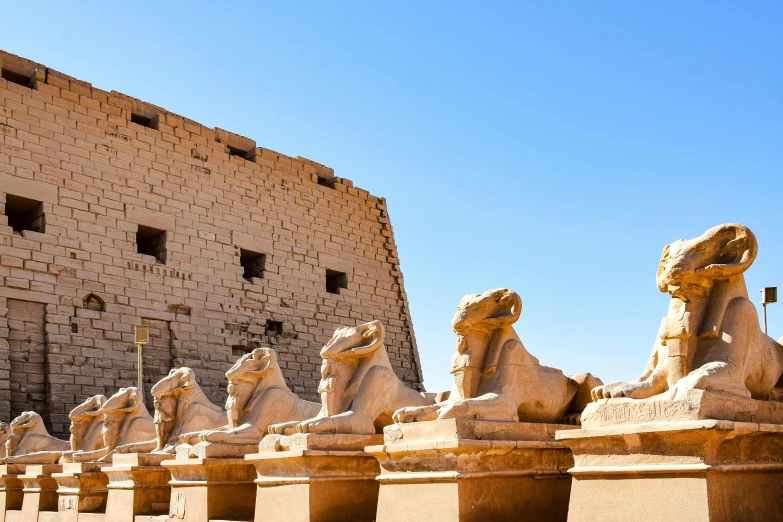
[482, 289, 523, 328]
[696, 224, 758, 280]
[348, 320, 386, 358]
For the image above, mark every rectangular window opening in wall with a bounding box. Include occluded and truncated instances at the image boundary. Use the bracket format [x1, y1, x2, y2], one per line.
[227, 145, 255, 161]
[5, 194, 45, 234]
[232, 345, 251, 357]
[1, 68, 34, 88]
[130, 112, 159, 130]
[266, 321, 283, 337]
[240, 249, 266, 281]
[136, 225, 167, 264]
[317, 176, 334, 188]
[325, 269, 348, 295]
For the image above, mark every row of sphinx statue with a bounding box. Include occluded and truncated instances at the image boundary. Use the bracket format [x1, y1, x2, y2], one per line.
[2, 223, 781, 464]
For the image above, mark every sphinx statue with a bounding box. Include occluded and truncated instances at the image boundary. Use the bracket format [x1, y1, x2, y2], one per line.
[71, 387, 155, 462]
[393, 288, 601, 424]
[110, 367, 225, 455]
[591, 223, 783, 401]
[269, 320, 437, 435]
[4, 411, 70, 461]
[189, 348, 320, 451]
[10, 394, 107, 464]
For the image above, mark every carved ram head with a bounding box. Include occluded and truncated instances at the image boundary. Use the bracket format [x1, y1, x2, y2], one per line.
[68, 394, 106, 451]
[151, 368, 197, 449]
[224, 348, 279, 428]
[451, 288, 522, 335]
[656, 224, 757, 301]
[318, 320, 385, 416]
[100, 387, 143, 447]
[6, 411, 45, 456]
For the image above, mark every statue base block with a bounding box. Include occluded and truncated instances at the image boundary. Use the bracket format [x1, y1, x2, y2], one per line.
[366, 419, 576, 522]
[245, 433, 384, 522]
[17, 465, 61, 522]
[103, 454, 171, 522]
[556, 418, 783, 522]
[162, 457, 256, 522]
[51, 462, 109, 522]
[0, 465, 25, 522]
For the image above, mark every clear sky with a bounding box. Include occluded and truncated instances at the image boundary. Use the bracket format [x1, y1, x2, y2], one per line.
[2, 2, 781, 393]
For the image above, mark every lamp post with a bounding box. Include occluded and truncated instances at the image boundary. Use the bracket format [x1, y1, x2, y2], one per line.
[761, 287, 777, 336]
[134, 325, 149, 400]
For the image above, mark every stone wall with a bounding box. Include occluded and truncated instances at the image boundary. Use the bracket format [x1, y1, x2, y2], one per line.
[0, 50, 423, 436]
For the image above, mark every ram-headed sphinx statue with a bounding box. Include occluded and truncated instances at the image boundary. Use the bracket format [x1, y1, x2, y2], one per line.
[270, 320, 438, 435]
[181, 348, 320, 456]
[394, 288, 602, 424]
[592, 223, 783, 402]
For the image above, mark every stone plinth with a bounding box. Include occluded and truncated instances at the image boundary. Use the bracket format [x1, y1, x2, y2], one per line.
[51, 462, 109, 522]
[245, 433, 383, 522]
[17, 465, 61, 522]
[162, 457, 256, 522]
[367, 419, 576, 522]
[103, 454, 171, 522]
[558, 399, 783, 522]
[0, 465, 25, 522]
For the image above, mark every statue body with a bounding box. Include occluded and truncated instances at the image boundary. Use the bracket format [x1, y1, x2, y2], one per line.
[269, 320, 435, 435]
[395, 289, 601, 424]
[195, 348, 320, 445]
[592, 224, 783, 401]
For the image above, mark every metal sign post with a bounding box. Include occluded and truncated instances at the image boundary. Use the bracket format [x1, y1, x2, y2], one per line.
[134, 325, 149, 400]
[761, 287, 777, 336]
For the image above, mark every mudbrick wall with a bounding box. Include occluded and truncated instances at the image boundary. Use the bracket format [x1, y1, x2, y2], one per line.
[0, 50, 423, 436]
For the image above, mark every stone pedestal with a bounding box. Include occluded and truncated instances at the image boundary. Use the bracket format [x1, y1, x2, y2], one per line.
[0, 465, 25, 522]
[367, 419, 576, 522]
[51, 462, 108, 522]
[103, 454, 171, 522]
[557, 391, 783, 522]
[245, 433, 383, 522]
[18, 465, 62, 522]
[162, 457, 256, 522]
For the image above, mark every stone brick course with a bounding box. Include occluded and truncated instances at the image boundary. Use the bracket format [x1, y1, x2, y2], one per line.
[0, 50, 423, 436]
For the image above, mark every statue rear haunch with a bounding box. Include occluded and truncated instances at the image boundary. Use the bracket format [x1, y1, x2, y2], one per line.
[394, 288, 602, 425]
[269, 320, 435, 435]
[592, 224, 783, 401]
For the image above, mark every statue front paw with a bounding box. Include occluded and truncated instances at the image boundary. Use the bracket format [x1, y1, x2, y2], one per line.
[435, 401, 471, 420]
[591, 382, 650, 401]
[297, 417, 337, 434]
[268, 421, 300, 435]
[198, 429, 229, 443]
[393, 404, 440, 423]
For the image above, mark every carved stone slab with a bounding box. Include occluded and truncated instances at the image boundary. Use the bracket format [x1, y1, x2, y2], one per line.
[580, 389, 783, 429]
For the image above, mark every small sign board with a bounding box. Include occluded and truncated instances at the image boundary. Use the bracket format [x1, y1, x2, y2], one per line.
[134, 325, 150, 345]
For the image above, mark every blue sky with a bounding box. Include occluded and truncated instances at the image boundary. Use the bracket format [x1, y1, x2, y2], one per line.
[2, 2, 781, 392]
